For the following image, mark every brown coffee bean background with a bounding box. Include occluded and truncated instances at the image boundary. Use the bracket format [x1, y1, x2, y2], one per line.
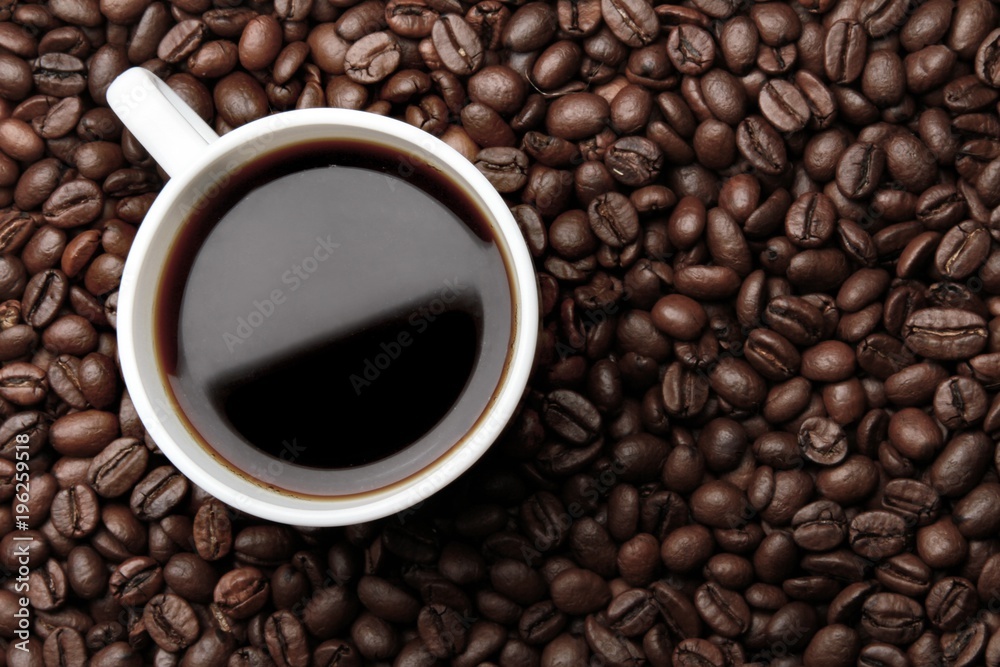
[2, 0, 1000, 664]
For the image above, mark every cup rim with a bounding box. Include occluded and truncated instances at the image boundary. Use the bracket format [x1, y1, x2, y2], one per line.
[118, 108, 538, 525]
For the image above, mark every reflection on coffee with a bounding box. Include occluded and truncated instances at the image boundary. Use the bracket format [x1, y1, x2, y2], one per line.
[156, 140, 513, 485]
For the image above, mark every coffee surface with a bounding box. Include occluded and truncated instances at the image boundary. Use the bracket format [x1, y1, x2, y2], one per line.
[157, 140, 512, 478]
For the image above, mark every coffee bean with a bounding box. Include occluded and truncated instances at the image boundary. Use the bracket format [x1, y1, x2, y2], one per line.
[849, 510, 910, 560]
[193, 498, 233, 561]
[605, 136, 662, 187]
[798, 417, 848, 466]
[157, 553, 215, 607]
[109, 556, 163, 606]
[417, 604, 468, 657]
[143, 593, 199, 652]
[130, 466, 188, 521]
[238, 15, 282, 72]
[43, 627, 87, 667]
[885, 130, 938, 193]
[48, 485, 99, 540]
[546, 93, 610, 141]
[214, 71, 269, 127]
[975, 28, 1000, 86]
[49, 409, 119, 457]
[661, 524, 713, 573]
[673, 638, 725, 666]
[902, 308, 988, 361]
[474, 147, 528, 193]
[759, 79, 810, 133]
[265, 610, 310, 667]
[708, 356, 767, 411]
[158, 20, 208, 63]
[584, 192, 638, 249]
[583, 614, 644, 665]
[502, 2, 557, 52]
[875, 553, 931, 598]
[792, 500, 848, 552]
[925, 577, 977, 632]
[693, 582, 750, 638]
[213, 566, 270, 620]
[930, 431, 993, 498]
[953, 483, 1000, 539]
[860, 592, 924, 645]
[432, 16, 484, 76]
[824, 20, 867, 84]
[935, 220, 991, 280]
[0, 53, 33, 100]
[737, 116, 787, 176]
[879, 480, 938, 528]
[666, 25, 716, 75]
[690, 480, 749, 529]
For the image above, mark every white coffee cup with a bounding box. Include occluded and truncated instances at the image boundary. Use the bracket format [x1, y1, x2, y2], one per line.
[107, 67, 538, 526]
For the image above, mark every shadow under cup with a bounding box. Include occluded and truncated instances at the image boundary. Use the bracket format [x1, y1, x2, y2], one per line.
[132, 118, 523, 501]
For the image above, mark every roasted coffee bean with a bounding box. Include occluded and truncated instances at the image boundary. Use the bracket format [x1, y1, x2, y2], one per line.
[43, 627, 88, 667]
[601, 0, 657, 47]
[605, 136, 662, 187]
[825, 21, 867, 84]
[836, 143, 885, 200]
[474, 147, 528, 193]
[953, 484, 1000, 539]
[902, 308, 989, 360]
[666, 25, 716, 76]
[193, 498, 233, 561]
[49, 484, 100, 539]
[432, 16, 484, 76]
[265, 610, 310, 667]
[930, 431, 993, 497]
[0, 362, 47, 406]
[925, 577, 977, 632]
[935, 221, 991, 280]
[849, 510, 910, 560]
[158, 20, 209, 64]
[860, 593, 924, 645]
[32, 54, 87, 97]
[584, 614, 644, 665]
[975, 28, 1000, 86]
[882, 479, 940, 527]
[162, 553, 217, 605]
[785, 193, 836, 249]
[215, 566, 270, 620]
[547, 93, 610, 141]
[130, 466, 188, 521]
[759, 79, 810, 133]
[798, 417, 848, 466]
[502, 2, 557, 52]
[109, 556, 163, 607]
[239, 15, 282, 72]
[49, 409, 119, 457]
[143, 593, 199, 652]
[693, 582, 750, 638]
[877, 553, 931, 597]
[737, 116, 787, 176]
[792, 500, 848, 552]
[587, 192, 639, 248]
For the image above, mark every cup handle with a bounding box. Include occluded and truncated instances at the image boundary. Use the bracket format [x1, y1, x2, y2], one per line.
[107, 67, 220, 178]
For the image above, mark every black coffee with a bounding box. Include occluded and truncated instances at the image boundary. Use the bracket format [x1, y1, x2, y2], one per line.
[156, 139, 514, 495]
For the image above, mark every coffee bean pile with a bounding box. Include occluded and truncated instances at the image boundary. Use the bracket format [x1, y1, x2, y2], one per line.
[2, 0, 1000, 663]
